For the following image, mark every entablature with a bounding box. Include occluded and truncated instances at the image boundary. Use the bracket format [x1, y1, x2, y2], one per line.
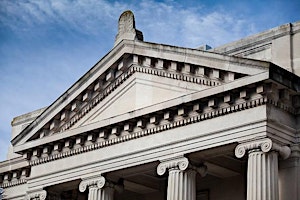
[11, 39, 299, 169]
[0, 157, 30, 188]
[12, 67, 299, 167]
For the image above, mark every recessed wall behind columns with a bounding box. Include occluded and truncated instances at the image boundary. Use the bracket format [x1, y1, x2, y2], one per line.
[279, 155, 300, 200]
[197, 175, 246, 200]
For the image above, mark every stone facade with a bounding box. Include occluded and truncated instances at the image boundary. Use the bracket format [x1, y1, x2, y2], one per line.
[1, 11, 299, 200]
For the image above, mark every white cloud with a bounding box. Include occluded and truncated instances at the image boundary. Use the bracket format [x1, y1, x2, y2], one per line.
[132, 0, 256, 48]
[1, 0, 257, 47]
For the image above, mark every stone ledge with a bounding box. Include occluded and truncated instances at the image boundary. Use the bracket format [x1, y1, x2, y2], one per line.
[0, 178, 27, 188]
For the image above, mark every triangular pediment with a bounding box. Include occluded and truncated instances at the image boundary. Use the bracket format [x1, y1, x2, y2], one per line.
[12, 39, 271, 152]
[73, 72, 211, 129]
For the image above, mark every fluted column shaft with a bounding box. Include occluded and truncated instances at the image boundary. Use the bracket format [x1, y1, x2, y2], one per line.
[235, 138, 291, 200]
[79, 176, 114, 200]
[88, 185, 99, 200]
[247, 150, 278, 200]
[167, 168, 197, 200]
[157, 157, 207, 200]
[99, 186, 114, 200]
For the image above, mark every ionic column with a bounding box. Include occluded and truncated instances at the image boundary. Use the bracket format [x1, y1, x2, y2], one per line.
[235, 138, 291, 200]
[157, 157, 207, 200]
[26, 189, 47, 200]
[79, 176, 114, 200]
[99, 182, 115, 200]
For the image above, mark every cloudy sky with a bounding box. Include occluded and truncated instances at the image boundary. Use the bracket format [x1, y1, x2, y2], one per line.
[0, 0, 299, 161]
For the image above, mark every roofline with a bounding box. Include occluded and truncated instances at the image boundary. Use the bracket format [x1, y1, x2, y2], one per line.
[212, 21, 300, 55]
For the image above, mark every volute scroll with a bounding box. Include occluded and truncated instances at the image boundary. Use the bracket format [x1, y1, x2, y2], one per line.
[79, 176, 106, 192]
[235, 138, 291, 159]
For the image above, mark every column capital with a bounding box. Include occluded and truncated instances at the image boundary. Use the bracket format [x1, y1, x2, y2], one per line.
[79, 176, 106, 192]
[26, 189, 47, 200]
[235, 138, 291, 159]
[157, 157, 207, 177]
[157, 157, 189, 175]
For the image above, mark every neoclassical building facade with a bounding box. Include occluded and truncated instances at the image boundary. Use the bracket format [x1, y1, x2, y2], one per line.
[1, 11, 299, 200]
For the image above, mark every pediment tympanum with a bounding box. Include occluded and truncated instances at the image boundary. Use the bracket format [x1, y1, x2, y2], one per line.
[12, 39, 270, 153]
[73, 72, 211, 129]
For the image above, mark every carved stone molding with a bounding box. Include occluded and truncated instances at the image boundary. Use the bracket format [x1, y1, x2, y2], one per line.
[26, 190, 47, 200]
[79, 176, 106, 192]
[157, 157, 189, 175]
[0, 179, 27, 188]
[157, 157, 207, 177]
[30, 95, 268, 166]
[235, 138, 291, 159]
[158, 157, 207, 200]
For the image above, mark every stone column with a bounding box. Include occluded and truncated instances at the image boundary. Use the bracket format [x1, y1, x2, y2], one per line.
[26, 189, 47, 200]
[79, 176, 114, 200]
[157, 157, 207, 200]
[235, 138, 291, 200]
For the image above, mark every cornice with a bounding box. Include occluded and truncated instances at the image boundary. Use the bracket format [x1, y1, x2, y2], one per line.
[0, 178, 27, 188]
[234, 43, 271, 57]
[213, 22, 293, 55]
[13, 63, 299, 155]
[29, 95, 269, 166]
[0, 166, 30, 188]
[132, 40, 270, 73]
[0, 157, 29, 173]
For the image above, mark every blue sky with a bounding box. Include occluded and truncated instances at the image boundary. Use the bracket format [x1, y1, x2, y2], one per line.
[0, 0, 299, 161]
